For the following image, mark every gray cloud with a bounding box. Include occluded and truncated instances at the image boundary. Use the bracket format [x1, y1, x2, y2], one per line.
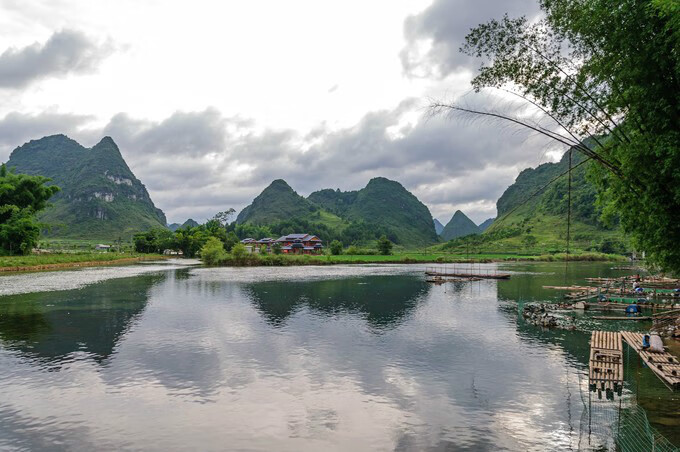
[401, 0, 540, 78]
[0, 29, 115, 88]
[0, 110, 93, 159]
[0, 97, 560, 224]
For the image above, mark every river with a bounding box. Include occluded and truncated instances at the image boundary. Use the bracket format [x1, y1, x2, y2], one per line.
[0, 261, 677, 451]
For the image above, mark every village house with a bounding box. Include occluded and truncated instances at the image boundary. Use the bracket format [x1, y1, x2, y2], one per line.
[276, 233, 323, 255]
[240, 234, 323, 254]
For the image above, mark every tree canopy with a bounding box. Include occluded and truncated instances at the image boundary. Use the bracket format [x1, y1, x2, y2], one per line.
[440, 0, 679, 272]
[0, 164, 60, 255]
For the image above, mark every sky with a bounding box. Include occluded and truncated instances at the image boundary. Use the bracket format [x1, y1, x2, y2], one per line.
[0, 0, 562, 225]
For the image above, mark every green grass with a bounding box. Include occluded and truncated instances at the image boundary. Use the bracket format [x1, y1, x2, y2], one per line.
[0, 253, 165, 269]
[205, 250, 625, 267]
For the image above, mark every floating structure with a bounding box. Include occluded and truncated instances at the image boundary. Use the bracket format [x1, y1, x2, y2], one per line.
[589, 331, 624, 399]
[621, 331, 680, 390]
[425, 266, 511, 280]
[592, 316, 652, 321]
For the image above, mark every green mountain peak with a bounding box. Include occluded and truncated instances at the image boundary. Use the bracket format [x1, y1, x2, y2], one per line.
[5, 135, 166, 239]
[440, 210, 480, 241]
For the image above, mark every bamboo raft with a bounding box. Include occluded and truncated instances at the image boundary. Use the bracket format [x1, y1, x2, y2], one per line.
[589, 331, 624, 399]
[426, 276, 482, 284]
[425, 270, 511, 280]
[621, 331, 680, 390]
[592, 316, 652, 321]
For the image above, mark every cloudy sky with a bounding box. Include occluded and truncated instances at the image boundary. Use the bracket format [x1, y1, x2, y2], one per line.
[0, 0, 561, 225]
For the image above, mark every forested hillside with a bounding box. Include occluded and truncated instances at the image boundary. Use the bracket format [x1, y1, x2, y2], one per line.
[5, 135, 167, 239]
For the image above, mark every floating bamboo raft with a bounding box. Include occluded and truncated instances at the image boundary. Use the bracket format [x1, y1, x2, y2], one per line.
[621, 331, 680, 390]
[592, 316, 652, 321]
[589, 331, 624, 399]
[425, 270, 511, 280]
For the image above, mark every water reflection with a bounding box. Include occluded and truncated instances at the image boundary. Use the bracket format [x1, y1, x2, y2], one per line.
[0, 273, 163, 364]
[0, 262, 677, 450]
[244, 275, 429, 330]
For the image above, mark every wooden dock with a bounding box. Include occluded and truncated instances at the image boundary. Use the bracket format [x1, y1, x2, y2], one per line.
[589, 331, 624, 399]
[620, 331, 680, 390]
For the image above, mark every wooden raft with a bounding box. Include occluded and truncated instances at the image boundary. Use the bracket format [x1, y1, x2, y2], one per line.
[424, 271, 510, 280]
[620, 331, 680, 390]
[589, 331, 624, 399]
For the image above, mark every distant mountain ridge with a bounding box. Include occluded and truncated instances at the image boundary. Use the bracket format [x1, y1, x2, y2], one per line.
[5, 134, 166, 239]
[434, 219, 445, 235]
[478, 218, 494, 232]
[440, 210, 480, 241]
[169, 219, 200, 231]
[238, 177, 438, 246]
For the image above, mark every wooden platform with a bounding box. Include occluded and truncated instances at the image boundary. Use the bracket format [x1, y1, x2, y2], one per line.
[424, 271, 510, 280]
[589, 331, 624, 399]
[620, 331, 680, 390]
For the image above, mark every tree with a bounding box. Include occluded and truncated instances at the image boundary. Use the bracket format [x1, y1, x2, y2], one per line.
[200, 237, 227, 265]
[377, 235, 393, 255]
[212, 208, 236, 227]
[272, 242, 283, 255]
[522, 234, 538, 250]
[329, 240, 343, 255]
[434, 0, 680, 272]
[0, 164, 60, 255]
[133, 227, 175, 254]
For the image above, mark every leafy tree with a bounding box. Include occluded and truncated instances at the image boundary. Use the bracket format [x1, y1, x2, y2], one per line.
[329, 240, 343, 255]
[224, 231, 239, 252]
[200, 237, 227, 265]
[133, 227, 175, 254]
[231, 243, 248, 260]
[377, 235, 393, 255]
[272, 242, 282, 255]
[0, 164, 60, 255]
[212, 208, 236, 226]
[435, 0, 680, 272]
[522, 234, 538, 249]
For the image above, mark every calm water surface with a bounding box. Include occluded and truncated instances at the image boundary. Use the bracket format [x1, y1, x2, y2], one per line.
[0, 261, 677, 451]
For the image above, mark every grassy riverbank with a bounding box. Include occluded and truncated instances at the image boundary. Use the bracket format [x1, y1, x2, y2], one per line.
[206, 251, 626, 266]
[0, 253, 167, 272]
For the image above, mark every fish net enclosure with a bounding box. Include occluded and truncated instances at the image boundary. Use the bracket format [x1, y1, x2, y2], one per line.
[578, 342, 679, 451]
[617, 404, 679, 452]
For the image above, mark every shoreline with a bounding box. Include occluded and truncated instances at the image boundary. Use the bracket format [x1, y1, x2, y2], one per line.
[0, 255, 169, 273]
[205, 253, 627, 267]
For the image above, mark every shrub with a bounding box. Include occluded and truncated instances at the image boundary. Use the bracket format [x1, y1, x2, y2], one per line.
[377, 235, 393, 255]
[346, 245, 360, 255]
[330, 240, 343, 255]
[200, 237, 227, 265]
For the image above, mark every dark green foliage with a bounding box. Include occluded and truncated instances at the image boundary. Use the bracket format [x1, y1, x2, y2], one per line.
[377, 235, 393, 255]
[133, 227, 175, 254]
[462, 0, 680, 271]
[307, 188, 358, 217]
[5, 135, 167, 239]
[272, 242, 282, 254]
[0, 164, 60, 254]
[440, 210, 480, 241]
[329, 240, 343, 255]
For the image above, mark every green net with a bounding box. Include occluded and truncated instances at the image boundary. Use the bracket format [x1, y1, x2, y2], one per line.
[616, 404, 679, 452]
[578, 340, 679, 451]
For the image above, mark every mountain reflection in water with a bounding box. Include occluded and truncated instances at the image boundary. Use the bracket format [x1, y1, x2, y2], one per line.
[0, 262, 677, 450]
